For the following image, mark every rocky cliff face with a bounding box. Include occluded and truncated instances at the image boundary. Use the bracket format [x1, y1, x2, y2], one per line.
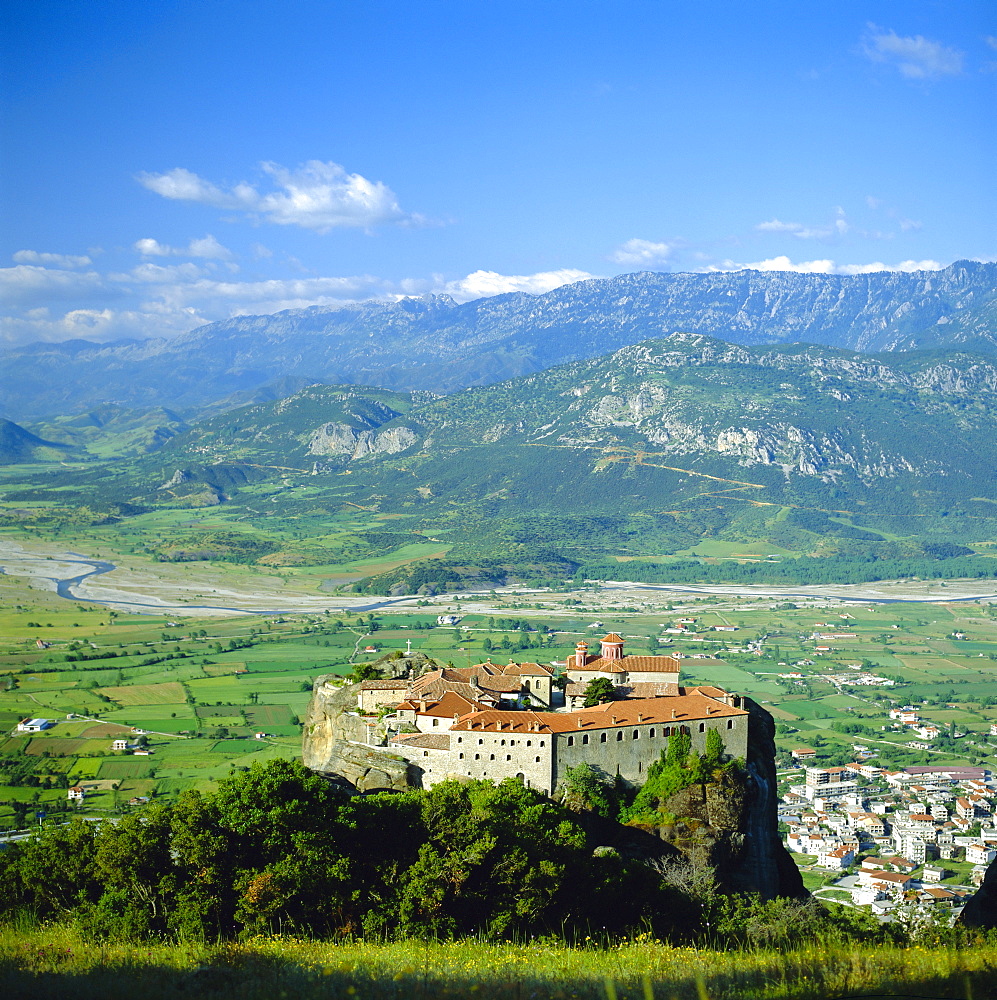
[616, 697, 805, 900]
[307, 421, 419, 458]
[959, 857, 997, 929]
[301, 651, 441, 791]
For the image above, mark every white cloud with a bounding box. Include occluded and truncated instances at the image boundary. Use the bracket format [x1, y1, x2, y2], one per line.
[610, 239, 677, 266]
[136, 167, 244, 208]
[12, 250, 92, 268]
[134, 234, 233, 260]
[703, 256, 945, 275]
[431, 268, 596, 301]
[756, 208, 850, 241]
[861, 25, 963, 79]
[137, 160, 418, 232]
[0, 264, 107, 304]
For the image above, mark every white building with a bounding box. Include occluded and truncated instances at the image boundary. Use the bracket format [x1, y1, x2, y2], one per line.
[16, 718, 53, 733]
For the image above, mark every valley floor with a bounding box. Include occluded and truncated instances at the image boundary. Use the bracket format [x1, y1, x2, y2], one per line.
[4, 536, 997, 619]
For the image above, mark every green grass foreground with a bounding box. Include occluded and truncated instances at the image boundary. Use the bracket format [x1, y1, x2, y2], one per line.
[2, 925, 997, 1000]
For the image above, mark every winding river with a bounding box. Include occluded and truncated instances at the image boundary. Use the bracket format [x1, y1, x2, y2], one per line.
[23, 552, 997, 615]
[39, 553, 419, 615]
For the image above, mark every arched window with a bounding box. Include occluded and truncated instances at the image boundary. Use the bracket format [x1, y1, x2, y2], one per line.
[490, 754, 495, 761]
[727, 719, 734, 729]
[601, 733, 607, 743]
[582, 734, 589, 745]
[567, 735, 574, 746]
[535, 756, 541, 763]
[432, 718, 439, 727]
[649, 728, 655, 738]
[506, 754, 512, 761]
[458, 753, 464, 760]
[474, 753, 480, 760]
[456, 737, 462, 743]
[616, 731, 623, 742]
[699, 723, 706, 733]
[478, 738, 484, 745]
[633, 730, 639, 739]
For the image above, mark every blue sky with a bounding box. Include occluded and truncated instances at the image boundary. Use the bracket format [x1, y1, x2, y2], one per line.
[1, 0, 994, 345]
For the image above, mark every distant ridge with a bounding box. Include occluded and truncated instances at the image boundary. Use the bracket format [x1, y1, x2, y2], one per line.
[1, 261, 995, 421]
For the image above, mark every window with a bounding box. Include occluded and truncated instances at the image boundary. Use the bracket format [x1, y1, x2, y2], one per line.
[727, 719, 734, 729]
[478, 738, 484, 745]
[649, 728, 655, 738]
[633, 730, 639, 739]
[582, 734, 589, 745]
[526, 740, 532, 746]
[617, 731, 623, 741]
[432, 718, 439, 727]
[601, 733, 607, 743]
[501, 739, 506, 746]
[457, 737, 462, 744]
[567, 736, 574, 746]
[459, 753, 464, 760]
[490, 754, 495, 761]
[474, 753, 480, 760]
[506, 754, 512, 761]
[540, 741, 545, 747]
[663, 727, 671, 737]
[699, 723, 706, 733]
[424, 751, 429, 756]
[535, 756, 541, 763]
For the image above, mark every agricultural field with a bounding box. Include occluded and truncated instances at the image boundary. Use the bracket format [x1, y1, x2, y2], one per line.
[3, 552, 997, 831]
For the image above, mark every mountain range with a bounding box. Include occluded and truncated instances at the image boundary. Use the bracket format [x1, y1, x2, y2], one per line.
[3, 332, 989, 591]
[3, 261, 996, 422]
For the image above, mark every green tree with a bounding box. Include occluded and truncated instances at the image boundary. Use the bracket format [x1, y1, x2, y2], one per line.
[583, 676, 616, 707]
[703, 728, 726, 767]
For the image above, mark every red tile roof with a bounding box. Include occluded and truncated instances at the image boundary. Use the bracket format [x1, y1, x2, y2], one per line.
[451, 694, 746, 735]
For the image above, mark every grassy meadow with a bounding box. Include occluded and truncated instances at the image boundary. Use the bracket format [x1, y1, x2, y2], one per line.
[2, 923, 997, 1000]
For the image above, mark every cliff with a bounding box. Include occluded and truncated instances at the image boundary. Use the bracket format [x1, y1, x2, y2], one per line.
[959, 856, 997, 929]
[599, 697, 805, 900]
[301, 650, 441, 789]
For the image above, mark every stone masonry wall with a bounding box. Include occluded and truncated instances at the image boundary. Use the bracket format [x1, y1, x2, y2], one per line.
[447, 730, 554, 791]
[554, 715, 748, 791]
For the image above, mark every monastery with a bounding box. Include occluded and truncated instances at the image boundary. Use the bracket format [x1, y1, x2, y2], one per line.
[358, 632, 750, 795]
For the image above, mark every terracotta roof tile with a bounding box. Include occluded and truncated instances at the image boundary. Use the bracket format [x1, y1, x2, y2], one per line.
[451, 694, 747, 735]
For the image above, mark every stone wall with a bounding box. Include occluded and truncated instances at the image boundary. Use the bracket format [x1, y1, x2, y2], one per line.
[447, 730, 554, 791]
[553, 715, 748, 791]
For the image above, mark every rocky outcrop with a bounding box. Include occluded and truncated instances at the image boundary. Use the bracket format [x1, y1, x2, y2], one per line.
[307, 422, 418, 458]
[302, 650, 441, 788]
[158, 468, 195, 489]
[302, 676, 369, 761]
[314, 741, 412, 793]
[959, 857, 997, 929]
[559, 698, 805, 901]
